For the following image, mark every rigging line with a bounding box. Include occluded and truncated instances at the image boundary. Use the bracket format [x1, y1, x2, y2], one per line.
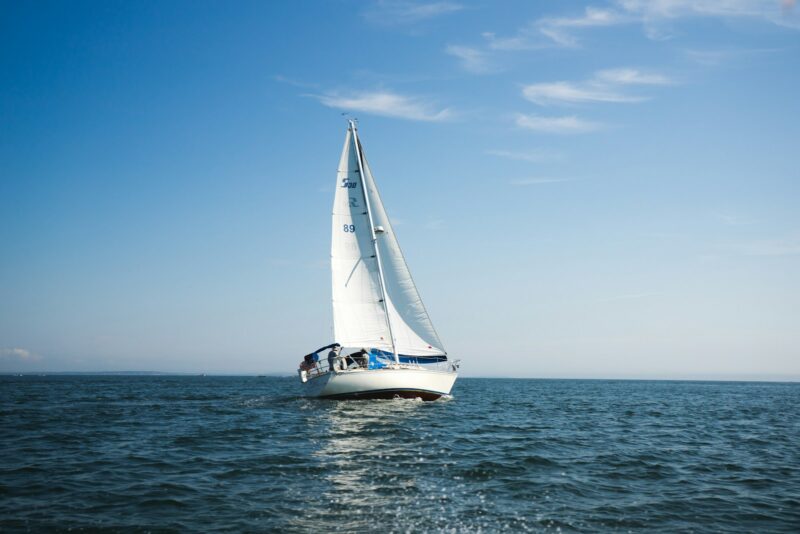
[342, 257, 362, 288]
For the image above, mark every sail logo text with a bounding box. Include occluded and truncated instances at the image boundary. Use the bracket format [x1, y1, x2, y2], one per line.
[340, 179, 357, 189]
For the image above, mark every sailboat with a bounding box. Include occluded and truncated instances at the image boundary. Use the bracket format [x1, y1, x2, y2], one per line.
[298, 120, 459, 400]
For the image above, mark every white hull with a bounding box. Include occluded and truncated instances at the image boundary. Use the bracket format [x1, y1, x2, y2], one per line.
[301, 367, 457, 401]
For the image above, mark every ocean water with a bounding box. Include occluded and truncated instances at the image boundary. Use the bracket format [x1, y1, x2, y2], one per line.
[1, 376, 798, 532]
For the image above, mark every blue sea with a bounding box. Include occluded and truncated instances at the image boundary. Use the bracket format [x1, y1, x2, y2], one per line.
[1, 376, 798, 532]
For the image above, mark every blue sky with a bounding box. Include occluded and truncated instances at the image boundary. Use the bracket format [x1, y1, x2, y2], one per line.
[1, 0, 799, 378]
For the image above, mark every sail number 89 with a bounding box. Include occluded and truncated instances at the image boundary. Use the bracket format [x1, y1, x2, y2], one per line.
[343, 224, 355, 233]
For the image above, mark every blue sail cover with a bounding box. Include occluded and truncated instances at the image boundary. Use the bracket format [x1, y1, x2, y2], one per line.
[368, 349, 447, 367]
[368, 351, 390, 370]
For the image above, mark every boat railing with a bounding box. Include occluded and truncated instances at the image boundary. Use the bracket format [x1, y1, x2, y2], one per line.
[299, 357, 368, 381]
[300, 360, 334, 381]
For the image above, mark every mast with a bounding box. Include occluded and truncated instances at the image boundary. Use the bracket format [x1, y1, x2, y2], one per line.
[350, 120, 399, 365]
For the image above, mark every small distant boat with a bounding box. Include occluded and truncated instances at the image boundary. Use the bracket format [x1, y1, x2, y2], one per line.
[298, 121, 459, 400]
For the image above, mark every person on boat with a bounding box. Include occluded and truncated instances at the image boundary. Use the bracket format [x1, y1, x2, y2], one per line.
[340, 349, 364, 370]
[327, 346, 341, 373]
[353, 348, 369, 369]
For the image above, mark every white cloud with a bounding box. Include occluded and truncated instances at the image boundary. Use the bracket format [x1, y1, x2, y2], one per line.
[0, 348, 40, 362]
[445, 45, 494, 74]
[619, 0, 800, 35]
[594, 68, 673, 85]
[537, 7, 628, 47]
[517, 68, 670, 135]
[363, 1, 463, 24]
[481, 30, 540, 51]
[523, 81, 645, 105]
[314, 90, 452, 122]
[486, 148, 563, 162]
[522, 68, 672, 106]
[479, 7, 626, 50]
[510, 177, 572, 185]
[618, 0, 799, 24]
[454, 1, 797, 72]
[482, 1, 799, 52]
[515, 114, 601, 134]
[553, 6, 623, 26]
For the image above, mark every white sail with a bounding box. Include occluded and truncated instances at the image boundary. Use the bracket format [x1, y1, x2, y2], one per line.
[358, 139, 446, 357]
[331, 128, 393, 352]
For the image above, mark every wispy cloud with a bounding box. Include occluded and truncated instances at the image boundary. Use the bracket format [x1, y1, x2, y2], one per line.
[510, 177, 572, 186]
[487, 148, 564, 162]
[516, 68, 670, 134]
[479, 7, 626, 50]
[522, 68, 672, 106]
[594, 68, 673, 85]
[363, 1, 463, 25]
[313, 90, 452, 122]
[449, 1, 797, 75]
[537, 7, 629, 47]
[479, 1, 800, 53]
[618, 0, 800, 30]
[445, 44, 495, 74]
[481, 30, 540, 51]
[516, 114, 601, 134]
[523, 82, 645, 105]
[0, 347, 40, 362]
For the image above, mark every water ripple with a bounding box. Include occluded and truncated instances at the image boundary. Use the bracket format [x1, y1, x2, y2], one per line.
[1, 376, 799, 531]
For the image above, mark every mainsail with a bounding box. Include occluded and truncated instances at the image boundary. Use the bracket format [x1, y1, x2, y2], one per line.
[331, 123, 446, 358]
[331, 127, 393, 352]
